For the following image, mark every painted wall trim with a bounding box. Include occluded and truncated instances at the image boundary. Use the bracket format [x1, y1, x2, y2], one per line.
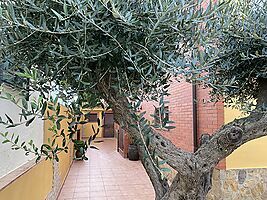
[0, 158, 42, 191]
[54, 160, 73, 200]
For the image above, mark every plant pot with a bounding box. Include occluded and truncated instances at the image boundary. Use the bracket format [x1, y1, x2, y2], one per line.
[128, 144, 139, 161]
[75, 150, 83, 159]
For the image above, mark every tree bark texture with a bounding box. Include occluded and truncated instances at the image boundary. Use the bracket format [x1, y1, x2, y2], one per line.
[98, 78, 267, 200]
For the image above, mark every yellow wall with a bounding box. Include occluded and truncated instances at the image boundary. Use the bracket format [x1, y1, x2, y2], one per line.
[226, 136, 267, 169]
[224, 107, 245, 124]
[81, 109, 105, 138]
[44, 105, 74, 185]
[0, 105, 74, 200]
[0, 160, 53, 200]
[225, 107, 267, 169]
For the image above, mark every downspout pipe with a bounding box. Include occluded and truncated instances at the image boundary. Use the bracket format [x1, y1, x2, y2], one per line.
[192, 83, 198, 152]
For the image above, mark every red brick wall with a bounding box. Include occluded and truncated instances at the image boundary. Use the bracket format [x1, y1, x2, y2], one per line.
[142, 80, 194, 152]
[114, 122, 130, 158]
[142, 81, 224, 149]
[141, 80, 226, 168]
[196, 85, 224, 142]
[196, 86, 225, 169]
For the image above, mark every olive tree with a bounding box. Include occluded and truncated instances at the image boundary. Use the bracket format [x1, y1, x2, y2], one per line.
[0, 0, 267, 199]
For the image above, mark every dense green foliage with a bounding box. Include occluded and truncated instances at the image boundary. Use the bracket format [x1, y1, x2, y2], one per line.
[0, 0, 222, 162]
[1, 0, 266, 165]
[0, 0, 220, 102]
[202, 0, 267, 108]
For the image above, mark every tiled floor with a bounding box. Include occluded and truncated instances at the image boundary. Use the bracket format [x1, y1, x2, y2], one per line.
[58, 138, 155, 200]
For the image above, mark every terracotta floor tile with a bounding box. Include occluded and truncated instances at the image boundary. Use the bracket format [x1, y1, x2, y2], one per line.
[75, 182, 89, 188]
[105, 189, 123, 197]
[89, 191, 107, 197]
[89, 197, 107, 200]
[104, 185, 120, 191]
[60, 187, 75, 193]
[57, 197, 73, 200]
[76, 179, 89, 184]
[104, 180, 119, 186]
[90, 180, 104, 186]
[73, 191, 90, 198]
[106, 197, 125, 200]
[138, 195, 155, 200]
[74, 186, 90, 192]
[58, 138, 154, 200]
[89, 186, 105, 192]
[89, 178, 102, 183]
[58, 192, 74, 199]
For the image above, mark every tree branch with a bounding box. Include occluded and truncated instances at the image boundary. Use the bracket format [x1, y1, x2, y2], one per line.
[150, 129, 194, 174]
[195, 78, 267, 170]
[195, 111, 267, 170]
[138, 145, 169, 200]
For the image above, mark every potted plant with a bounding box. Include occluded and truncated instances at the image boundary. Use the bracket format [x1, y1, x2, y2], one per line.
[72, 130, 100, 160]
[128, 135, 139, 161]
[73, 139, 88, 160]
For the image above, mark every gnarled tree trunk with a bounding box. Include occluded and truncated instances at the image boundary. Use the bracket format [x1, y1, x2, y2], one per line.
[98, 78, 267, 200]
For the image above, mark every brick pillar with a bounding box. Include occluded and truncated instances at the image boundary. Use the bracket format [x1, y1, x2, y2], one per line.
[123, 132, 130, 158]
[196, 86, 225, 169]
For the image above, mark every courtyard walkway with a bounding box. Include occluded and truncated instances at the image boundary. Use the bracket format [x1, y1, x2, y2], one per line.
[58, 138, 155, 200]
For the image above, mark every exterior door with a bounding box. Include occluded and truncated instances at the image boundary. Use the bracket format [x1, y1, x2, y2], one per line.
[104, 113, 114, 138]
[118, 127, 124, 151]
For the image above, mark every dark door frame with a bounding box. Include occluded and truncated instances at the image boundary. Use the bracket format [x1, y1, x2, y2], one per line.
[103, 112, 114, 138]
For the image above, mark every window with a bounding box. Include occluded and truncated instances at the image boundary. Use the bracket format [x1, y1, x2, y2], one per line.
[85, 113, 98, 122]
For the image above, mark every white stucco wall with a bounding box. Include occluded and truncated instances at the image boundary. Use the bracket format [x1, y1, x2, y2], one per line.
[0, 89, 44, 178]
